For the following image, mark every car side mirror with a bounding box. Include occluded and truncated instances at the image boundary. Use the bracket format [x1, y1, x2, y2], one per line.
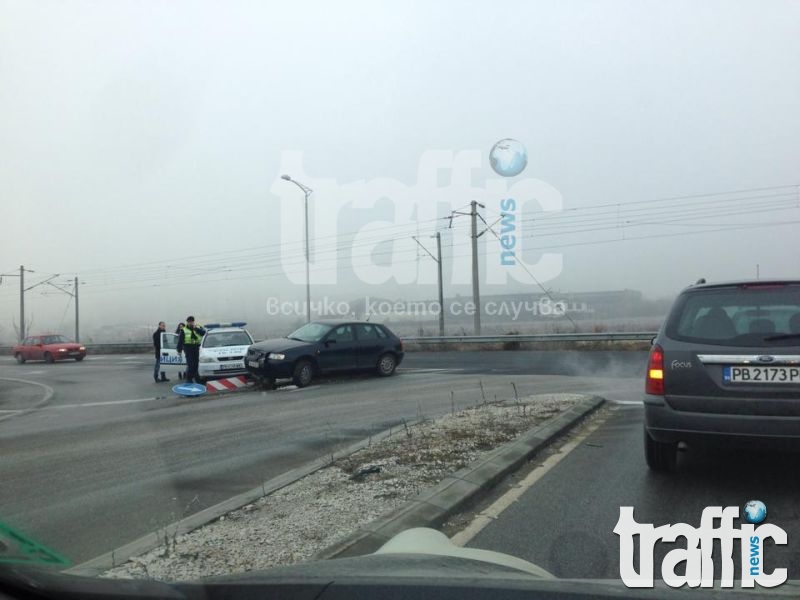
[650, 336, 657, 346]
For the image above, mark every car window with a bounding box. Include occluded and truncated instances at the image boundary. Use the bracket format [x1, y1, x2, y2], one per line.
[161, 333, 178, 350]
[668, 286, 800, 346]
[287, 322, 333, 342]
[203, 331, 253, 348]
[355, 324, 380, 340]
[328, 325, 355, 343]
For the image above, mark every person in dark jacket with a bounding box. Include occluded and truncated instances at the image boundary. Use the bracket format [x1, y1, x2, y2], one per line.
[177, 316, 206, 384]
[152, 321, 169, 383]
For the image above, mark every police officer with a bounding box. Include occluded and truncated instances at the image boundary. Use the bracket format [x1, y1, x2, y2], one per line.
[177, 316, 206, 384]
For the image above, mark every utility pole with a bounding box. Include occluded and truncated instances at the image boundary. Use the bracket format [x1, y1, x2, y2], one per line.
[435, 232, 444, 336]
[470, 200, 482, 335]
[74, 277, 80, 342]
[412, 233, 446, 336]
[19, 265, 24, 341]
[1, 266, 27, 341]
[281, 175, 314, 323]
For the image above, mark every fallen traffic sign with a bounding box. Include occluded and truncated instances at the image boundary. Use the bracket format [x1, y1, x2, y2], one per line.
[172, 383, 207, 397]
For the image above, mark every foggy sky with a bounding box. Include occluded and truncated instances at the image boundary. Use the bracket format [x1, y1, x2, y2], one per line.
[2, 0, 799, 338]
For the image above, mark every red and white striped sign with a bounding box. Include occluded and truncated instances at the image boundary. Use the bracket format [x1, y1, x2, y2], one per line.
[205, 376, 250, 393]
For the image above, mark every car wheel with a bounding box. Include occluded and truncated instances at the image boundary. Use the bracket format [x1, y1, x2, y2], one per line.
[376, 353, 397, 377]
[75, 356, 84, 362]
[44, 352, 54, 364]
[14, 353, 25, 364]
[644, 428, 677, 472]
[292, 360, 314, 388]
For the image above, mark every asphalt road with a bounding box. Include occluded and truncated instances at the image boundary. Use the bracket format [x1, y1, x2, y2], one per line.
[468, 402, 800, 580]
[0, 350, 645, 566]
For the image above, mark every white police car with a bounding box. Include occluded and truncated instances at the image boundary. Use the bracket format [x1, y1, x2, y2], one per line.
[197, 323, 254, 381]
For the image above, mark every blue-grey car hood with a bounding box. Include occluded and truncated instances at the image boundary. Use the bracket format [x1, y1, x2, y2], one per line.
[250, 337, 316, 353]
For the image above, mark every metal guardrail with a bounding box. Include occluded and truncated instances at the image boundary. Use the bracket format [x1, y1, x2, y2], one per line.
[1, 332, 657, 356]
[401, 332, 657, 344]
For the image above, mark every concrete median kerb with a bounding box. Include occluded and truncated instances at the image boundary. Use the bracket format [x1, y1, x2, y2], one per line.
[68, 394, 603, 577]
[312, 395, 604, 560]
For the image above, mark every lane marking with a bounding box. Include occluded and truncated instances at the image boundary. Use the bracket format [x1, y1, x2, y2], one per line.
[0, 377, 55, 423]
[450, 411, 610, 547]
[50, 397, 161, 409]
[613, 400, 643, 405]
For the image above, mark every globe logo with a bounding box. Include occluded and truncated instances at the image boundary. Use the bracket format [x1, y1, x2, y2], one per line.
[490, 138, 528, 177]
[744, 500, 767, 524]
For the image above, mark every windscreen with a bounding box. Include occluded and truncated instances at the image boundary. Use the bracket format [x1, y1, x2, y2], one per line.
[202, 331, 253, 348]
[666, 285, 800, 347]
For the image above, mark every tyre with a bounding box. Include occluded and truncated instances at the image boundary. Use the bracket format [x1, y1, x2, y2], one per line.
[15, 353, 26, 364]
[292, 359, 314, 388]
[376, 353, 397, 377]
[44, 352, 54, 364]
[75, 356, 84, 362]
[644, 428, 677, 472]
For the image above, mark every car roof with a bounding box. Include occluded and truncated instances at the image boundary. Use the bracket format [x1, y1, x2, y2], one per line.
[204, 327, 250, 334]
[310, 319, 385, 326]
[684, 279, 800, 291]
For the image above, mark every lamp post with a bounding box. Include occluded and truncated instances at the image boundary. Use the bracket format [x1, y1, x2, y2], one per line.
[281, 174, 313, 323]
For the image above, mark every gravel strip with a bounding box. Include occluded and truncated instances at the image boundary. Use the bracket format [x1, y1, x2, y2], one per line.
[105, 393, 581, 581]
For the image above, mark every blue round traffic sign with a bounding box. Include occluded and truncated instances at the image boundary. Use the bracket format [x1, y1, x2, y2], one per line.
[172, 383, 207, 397]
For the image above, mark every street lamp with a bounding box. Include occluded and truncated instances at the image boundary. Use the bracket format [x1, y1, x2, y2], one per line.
[281, 174, 313, 323]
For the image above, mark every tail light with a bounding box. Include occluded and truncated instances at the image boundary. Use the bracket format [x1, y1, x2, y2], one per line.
[646, 344, 665, 395]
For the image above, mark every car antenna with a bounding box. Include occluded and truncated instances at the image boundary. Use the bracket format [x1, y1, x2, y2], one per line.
[695, 278, 706, 285]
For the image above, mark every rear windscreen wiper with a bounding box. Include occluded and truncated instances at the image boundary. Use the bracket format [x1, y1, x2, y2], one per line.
[763, 333, 800, 341]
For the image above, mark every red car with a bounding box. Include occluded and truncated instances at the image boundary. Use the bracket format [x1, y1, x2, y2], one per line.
[13, 335, 87, 364]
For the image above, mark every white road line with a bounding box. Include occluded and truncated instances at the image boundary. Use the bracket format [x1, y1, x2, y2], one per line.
[613, 400, 644, 405]
[450, 412, 610, 547]
[23, 370, 45, 375]
[0, 410, 23, 414]
[400, 368, 460, 373]
[51, 397, 160, 409]
[0, 377, 55, 422]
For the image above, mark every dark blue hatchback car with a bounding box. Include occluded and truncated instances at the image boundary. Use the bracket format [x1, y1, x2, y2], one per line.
[245, 320, 404, 388]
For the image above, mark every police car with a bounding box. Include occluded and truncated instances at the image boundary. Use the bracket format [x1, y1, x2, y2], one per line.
[197, 323, 254, 381]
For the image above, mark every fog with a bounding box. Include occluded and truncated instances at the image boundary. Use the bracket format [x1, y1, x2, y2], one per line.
[1, 0, 799, 342]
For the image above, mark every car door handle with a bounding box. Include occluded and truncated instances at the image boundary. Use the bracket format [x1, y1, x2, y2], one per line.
[162, 352, 169, 356]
